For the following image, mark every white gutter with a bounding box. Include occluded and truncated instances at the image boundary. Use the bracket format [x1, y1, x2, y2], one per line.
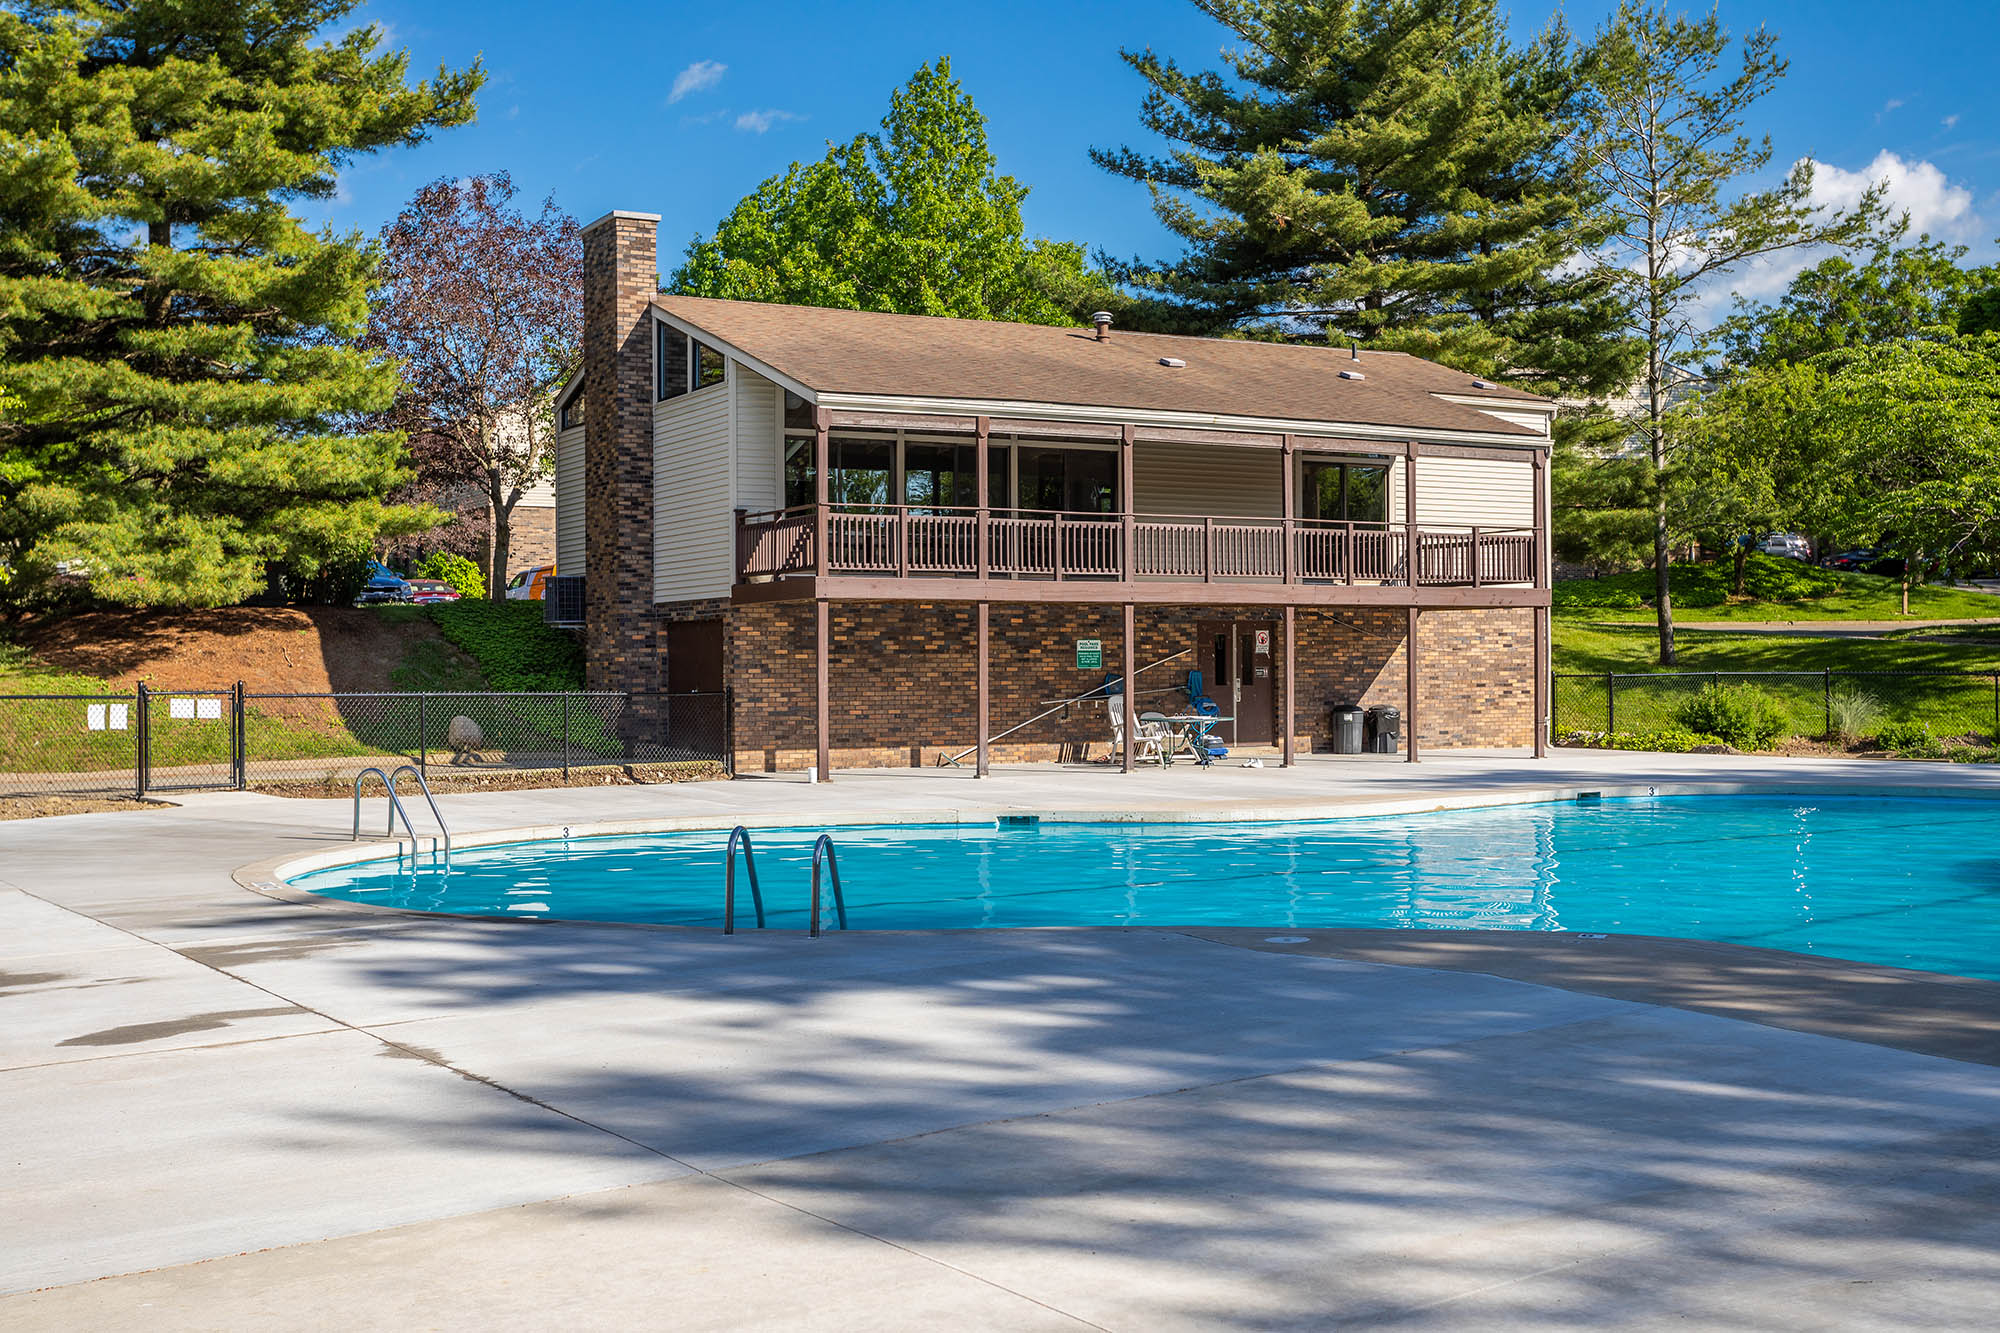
[814, 392, 1547, 449]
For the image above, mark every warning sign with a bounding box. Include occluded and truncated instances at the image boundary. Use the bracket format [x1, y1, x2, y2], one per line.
[1075, 638, 1103, 670]
[1254, 629, 1271, 655]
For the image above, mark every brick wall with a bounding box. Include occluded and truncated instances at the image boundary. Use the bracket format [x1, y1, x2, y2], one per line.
[709, 599, 1533, 771]
[581, 211, 663, 694]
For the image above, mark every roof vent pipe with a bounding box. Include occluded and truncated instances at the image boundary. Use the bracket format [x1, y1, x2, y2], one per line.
[1350, 342, 1360, 361]
[1092, 311, 1113, 341]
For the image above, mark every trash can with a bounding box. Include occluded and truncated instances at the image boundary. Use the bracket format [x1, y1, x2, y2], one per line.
[1365, 705, 1401, 754]
[1330, 704, 1366, 755]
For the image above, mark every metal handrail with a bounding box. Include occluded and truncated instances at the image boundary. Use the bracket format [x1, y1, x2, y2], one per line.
[724, 825, 766, 934]
[351, 766, 425, 858]
[388, 764, 451, 863]
[809, 833, 847, 938]
[938, 648, 1192, 768]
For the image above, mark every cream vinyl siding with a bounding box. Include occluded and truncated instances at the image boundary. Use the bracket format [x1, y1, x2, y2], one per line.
[733, 368, 782, 513]
[1412, 454, 1535, 528]
[516, 477, 556, 509]
[1473, 407, 1551, 435]
[653, 378, 735, 602]
[553, 426, 585, 575]
[1133, 442, 1281, 518]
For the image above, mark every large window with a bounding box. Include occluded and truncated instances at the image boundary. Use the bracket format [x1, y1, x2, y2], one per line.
[1303, 461, 1390, 523]
[1017, 448, 1116, 514]
[781, 437, 1112, 514]
[655, 323, 724, 401]
[559, 381, 586, 431]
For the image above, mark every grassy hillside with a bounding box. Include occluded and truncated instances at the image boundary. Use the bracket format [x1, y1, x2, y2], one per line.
[0, 602, 586, 777]
[1555, 555, 2000, 623]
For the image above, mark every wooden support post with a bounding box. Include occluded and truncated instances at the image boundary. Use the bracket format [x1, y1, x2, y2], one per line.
[1122, 602, 1136, 774]
[976, 600, 990, 778]
[1533, 447, 1549, 758]
[1533, 606, 1548, 758]
[1120, 424, 1136, 579]
[1403, 442, 1420, 588]
[815, 598, 831, 782]
[1281, 434, 1296, 584]
[976, 415, 991, 580]
[812, 408, 831, 578]
[1282, 604, 1296, 767]
[1405, 605, 1420, 764]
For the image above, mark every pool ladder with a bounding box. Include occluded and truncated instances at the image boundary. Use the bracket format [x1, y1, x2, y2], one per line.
[721, 826, 847, 938]
[352, 765, 452, 864]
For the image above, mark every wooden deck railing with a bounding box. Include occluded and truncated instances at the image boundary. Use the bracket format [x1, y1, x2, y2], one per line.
[735, 505, 1539, 588]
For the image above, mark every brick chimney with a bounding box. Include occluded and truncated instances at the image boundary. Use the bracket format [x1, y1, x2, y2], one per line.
[580, 210, 661, 694]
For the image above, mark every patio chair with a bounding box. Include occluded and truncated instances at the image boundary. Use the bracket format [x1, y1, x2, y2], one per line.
[1184, 669, 1222, 717]
[1141, 710, 1197, 762]
[1110, 707, 1170, 766]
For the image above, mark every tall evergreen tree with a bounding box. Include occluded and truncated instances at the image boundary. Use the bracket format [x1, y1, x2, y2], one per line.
[1094, 0, 1635, 398]
[0, 1, 480, 612]
[673, 60, 1108, 326]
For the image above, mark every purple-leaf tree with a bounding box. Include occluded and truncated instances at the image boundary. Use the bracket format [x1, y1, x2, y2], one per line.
[372, 173, 581, 596]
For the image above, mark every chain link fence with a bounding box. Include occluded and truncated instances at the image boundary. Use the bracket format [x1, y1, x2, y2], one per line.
[0, 687, 732, 797]
[1554, 671, 2000, 745]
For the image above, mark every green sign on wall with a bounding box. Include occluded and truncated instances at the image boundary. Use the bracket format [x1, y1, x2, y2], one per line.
[1075, 638, 1103, 670]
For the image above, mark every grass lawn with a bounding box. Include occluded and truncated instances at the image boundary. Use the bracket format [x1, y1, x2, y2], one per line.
[1555, 554, 2000, 623]
[1552, 622, 2000, 742]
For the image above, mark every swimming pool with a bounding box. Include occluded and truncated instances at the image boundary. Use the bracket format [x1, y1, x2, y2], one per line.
[287, 793, 2000, 981]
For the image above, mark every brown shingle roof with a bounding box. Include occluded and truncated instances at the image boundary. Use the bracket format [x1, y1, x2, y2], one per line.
[652, 295, 1549, 438]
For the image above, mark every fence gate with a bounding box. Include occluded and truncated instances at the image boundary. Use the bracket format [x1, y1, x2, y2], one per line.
[137, 683, 244, 793]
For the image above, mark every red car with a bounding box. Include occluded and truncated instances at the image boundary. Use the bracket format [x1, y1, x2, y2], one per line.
[405, 579, 461, 604]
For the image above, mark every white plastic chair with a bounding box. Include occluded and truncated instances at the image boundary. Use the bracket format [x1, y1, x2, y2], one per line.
[1110, 706, 1168, 765]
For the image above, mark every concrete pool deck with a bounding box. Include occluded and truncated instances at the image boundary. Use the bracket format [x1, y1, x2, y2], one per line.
[4, 749, 2000, 1328]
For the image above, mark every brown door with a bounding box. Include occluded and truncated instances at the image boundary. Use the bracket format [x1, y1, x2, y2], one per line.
[1198, 620, 1276, 746]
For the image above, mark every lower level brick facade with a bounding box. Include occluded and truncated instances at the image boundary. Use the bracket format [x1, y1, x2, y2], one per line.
[653, 598, 1534, 772]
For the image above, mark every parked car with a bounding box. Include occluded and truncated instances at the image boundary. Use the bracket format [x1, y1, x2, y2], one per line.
[1757, 532, 1811, 560]
[405, 578, 460, 604]
[505, 564, 553, 601]
[1824, 548, 1905, 576]
[355, 561, 412, 605]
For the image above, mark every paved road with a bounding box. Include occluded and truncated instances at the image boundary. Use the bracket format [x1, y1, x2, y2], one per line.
[4, 753, 1999, 1328]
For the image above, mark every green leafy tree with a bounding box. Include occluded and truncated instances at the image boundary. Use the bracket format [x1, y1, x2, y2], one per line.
[1668, 364, 1815, 594]
[1713, 237, 1995, 370]
[0, 1, 480, 613]
[672, 59, 1104, 325]
[1571, 2, 1889, 663]
[1094, 0, 1636, 399]
[1961, 283, 2000, 338]
[1795, 338, 2000, 611]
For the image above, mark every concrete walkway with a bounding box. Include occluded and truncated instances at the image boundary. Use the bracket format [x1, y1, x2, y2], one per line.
[4, 752, 2000, 1328]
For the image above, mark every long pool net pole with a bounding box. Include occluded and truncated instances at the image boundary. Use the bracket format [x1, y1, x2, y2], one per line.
[937, 649, 1193, 769]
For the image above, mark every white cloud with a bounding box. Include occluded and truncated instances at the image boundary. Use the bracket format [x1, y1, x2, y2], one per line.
[668, 60, 727, 104]
[1875, 97, 1903, 122]
[734, 109, 803, 134]
[1943, 113, 1961, 130]
[1716, 152, 1983, 310]
[1811, 150, 1977, 240]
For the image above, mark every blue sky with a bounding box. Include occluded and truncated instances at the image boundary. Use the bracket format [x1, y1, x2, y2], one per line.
[332, 0, 1998, 310]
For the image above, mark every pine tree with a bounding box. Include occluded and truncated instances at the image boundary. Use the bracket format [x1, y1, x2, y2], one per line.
[0, 1, 480, 612]
[672, 59, 1110, 326]
[1094, 0, 1635, 400]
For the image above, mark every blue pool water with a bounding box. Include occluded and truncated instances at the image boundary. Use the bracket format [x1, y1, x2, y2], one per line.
[289, 794, 2000, 980]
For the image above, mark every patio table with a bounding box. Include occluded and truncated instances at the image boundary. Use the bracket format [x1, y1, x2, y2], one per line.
[1156, 714, 1232, 767]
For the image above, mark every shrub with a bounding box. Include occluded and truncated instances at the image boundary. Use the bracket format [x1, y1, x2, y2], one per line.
[1873, 719, 1933, 752]
[426, 600, 584, 692]
[1671, 683, 1792, 750]
[415, 551, 485, 600]
[1824, 688, 1883, 744]
[1558, 728, 1726, 753]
